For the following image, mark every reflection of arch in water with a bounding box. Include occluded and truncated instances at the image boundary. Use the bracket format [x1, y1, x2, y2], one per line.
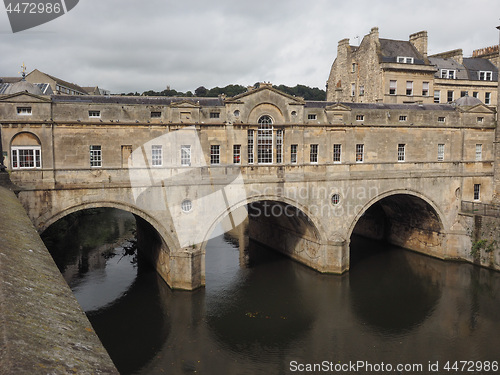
[349, 240, 443, 335]
[87, 270, 171, 374]
[42, 207, 171, 374]
[205, 239, 315, 357]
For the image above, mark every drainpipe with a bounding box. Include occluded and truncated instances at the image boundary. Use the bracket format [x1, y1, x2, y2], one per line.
[0, 125, 5, 172]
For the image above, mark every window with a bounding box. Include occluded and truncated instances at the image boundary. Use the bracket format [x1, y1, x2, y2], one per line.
[477, 117, 484, 124]
[359, 85, 365, 96]
[331, 194, 340, 205]
[485, 92, 491, 105]
[333, 144, 341, 163]
[437, 144, 445, 161]
[351, 63, 356, 72]
[472, 92, 479, 98]
[210, 145, 220, 165]
[399, 115, 407, 122]
[310, 144, 318, 163]
[308, 114, 317, 120]
[356, 114, 364, 121]
[356, 144, 364, 163]
[181, 145, 191, 166]
[257, 116, 273, 164]
[11, 146, 41, 169]
[233, 145, 241, 164]
[210, 112, 220, 119]
[475, 144, 482, 161]
[406, 81, 413, 96]
[441, 69, 456, 79]
[422, 82, 429, 96]
[150, 111, 161, 118]
[89, 110, 101, 118]
[90, 145, 102, 167]
[181, 199, 192, 213]
[17, 107, 32, 115]
[234, 110, 240, 117]
[276, 129, 283, 164]
[474, 184, 481, 201]
[389, 80, 397, 95]
[248, 130, 254, 164]
[151, 145, 162, 166]
[479, 71, 492, 81]
[434, 90, 441, 103]
[438, 116, 446, 123]
[447, 91, 454, 102]
[351, 83, 356, 97]
[397, 56, 414, 64]
[398, 144, 405, 162]
[460, 91, 468, 98]
[291, 144, 298, 164]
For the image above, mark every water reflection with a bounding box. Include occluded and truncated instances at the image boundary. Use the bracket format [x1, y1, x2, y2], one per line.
[43, 210, 500, 375]
[206, 236, 315, 358]
[349, 236, 442, 335]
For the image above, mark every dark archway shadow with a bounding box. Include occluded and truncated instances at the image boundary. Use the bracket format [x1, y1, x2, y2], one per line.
[348, 194, 445, 335]
[41, 207, 170, 374]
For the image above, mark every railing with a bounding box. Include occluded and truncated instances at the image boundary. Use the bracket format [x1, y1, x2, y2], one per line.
[461, 201, 500, 218]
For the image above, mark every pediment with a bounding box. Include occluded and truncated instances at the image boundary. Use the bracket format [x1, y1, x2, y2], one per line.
[459, 103, 495, 114]
[169, 100, 201, 108]
[0, 91, 51, 103]
[226, 85, 305, 105]
[325, 102, 352, 111]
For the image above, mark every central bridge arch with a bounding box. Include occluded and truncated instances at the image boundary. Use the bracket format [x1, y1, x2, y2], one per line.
[199, 194, 329, 284]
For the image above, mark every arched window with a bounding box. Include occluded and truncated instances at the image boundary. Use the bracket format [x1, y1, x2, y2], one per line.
[257, 115, 273, 164]
[10, 132, 42, 169]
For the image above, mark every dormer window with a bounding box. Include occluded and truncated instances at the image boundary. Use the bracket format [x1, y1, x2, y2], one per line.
[397, 56, 414, 64]
[479, 71, 493, 81]
[440, 69, 456, 79]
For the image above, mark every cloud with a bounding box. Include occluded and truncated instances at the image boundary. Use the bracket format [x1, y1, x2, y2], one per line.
[1, 0, 499, 94]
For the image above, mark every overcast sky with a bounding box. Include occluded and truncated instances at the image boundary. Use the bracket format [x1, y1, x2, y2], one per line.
[1, 0, 500, 94]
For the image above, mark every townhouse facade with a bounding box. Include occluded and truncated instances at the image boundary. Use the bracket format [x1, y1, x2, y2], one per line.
[326, 27, 498, 107]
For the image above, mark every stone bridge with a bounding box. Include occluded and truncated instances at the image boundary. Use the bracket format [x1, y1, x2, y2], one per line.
[2, 85, 498, 289]
[11, 161, 475, 290]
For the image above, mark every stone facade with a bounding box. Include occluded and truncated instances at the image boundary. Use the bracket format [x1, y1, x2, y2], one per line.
[1, 82, 498, 289]
[326, 27, 498, 107]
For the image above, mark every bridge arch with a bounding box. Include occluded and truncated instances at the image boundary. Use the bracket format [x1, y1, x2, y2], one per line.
[200, 194, 327, 248]
[348, 189, 447, 261]
[199, 194, 328, 283]
[39, 200, 178, 253]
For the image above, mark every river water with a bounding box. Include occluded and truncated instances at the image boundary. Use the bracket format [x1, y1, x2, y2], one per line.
[42, 208, 500, 375]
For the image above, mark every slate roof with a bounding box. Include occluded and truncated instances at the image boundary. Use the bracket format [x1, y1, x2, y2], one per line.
[428, 57, 468, 79]
[462, 58, 498, 81]
[51, 95, 225, 106]
[28, 70, 88, 94]
[306, 101, 455, 111]
[379, 39, 427, 65]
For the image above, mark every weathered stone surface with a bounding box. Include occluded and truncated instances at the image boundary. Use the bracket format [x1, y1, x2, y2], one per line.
[0, 185, 118, 374]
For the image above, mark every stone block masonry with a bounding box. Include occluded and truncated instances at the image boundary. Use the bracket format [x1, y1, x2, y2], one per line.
[0, 184, 118, 374]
